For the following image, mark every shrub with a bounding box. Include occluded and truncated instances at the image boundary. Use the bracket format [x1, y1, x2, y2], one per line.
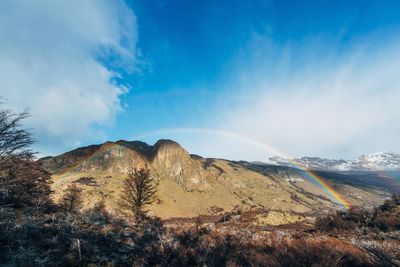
[315, 211, 356, 231]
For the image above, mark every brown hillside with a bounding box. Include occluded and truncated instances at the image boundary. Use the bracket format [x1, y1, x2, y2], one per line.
[40, 140, 392, 221]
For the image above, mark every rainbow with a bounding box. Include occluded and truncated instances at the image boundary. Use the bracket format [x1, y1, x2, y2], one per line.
[288, 161, 351, 209]
[134, 127, 351, 209]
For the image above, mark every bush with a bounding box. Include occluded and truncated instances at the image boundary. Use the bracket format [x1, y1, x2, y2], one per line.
[315, 211, 356, 231]
[315, 195, 400, 232]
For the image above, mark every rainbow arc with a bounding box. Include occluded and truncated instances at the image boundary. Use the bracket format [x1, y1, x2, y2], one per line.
[135, 127, 351, 209]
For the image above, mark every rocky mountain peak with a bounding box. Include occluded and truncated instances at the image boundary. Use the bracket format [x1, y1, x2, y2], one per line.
[264, 152, 400, 171]
[153, 139, 181, 149]
[356, 151, 400, 170]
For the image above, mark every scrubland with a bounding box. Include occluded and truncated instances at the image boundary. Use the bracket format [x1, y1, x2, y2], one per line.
[1, 194, 399, 266]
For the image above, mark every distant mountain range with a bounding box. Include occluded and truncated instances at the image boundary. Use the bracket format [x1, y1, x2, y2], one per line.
[264, 152, 400, 171]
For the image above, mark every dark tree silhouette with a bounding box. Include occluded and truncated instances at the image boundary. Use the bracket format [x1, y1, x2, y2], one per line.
[0, 109, 33, 162]
[60, 183, 83, 213]
[0, 107, 52, 209]
[1, 160, 52, 209]
[119, 168, 157, 225]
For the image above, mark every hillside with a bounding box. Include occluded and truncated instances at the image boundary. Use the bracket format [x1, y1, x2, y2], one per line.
[39, 140, 399, 221]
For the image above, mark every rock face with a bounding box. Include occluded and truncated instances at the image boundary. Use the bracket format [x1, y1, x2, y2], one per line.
[40, 140, 398, 219]
[41, 139, 210, 191]
[40, 144, 101, 173]
[150, 140, 209, 190]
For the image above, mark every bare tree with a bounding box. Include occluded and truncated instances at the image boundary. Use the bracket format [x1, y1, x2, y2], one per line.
[0, 107, 52, 209]
[60, 183, 83, 213]
[0, 109, 33, 162]
[119, 168, 157, 225]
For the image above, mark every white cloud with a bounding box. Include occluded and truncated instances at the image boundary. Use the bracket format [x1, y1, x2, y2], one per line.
[178, 34, 400, 161]
[0, 0, 137, 154]
[214, 35, 400, 160]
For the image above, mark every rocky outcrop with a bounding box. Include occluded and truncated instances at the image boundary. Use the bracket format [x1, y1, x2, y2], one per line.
[40, 144, 100, 173]
[40, 139, 211, 190]
[150, 140, 209, 190]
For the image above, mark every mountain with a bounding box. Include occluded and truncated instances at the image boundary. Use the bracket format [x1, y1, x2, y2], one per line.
[357, 152, 400, 170]
[264, 152, 400, 171]
[39, 140, 400, 222]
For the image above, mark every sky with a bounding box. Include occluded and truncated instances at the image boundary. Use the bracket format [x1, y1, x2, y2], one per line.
[1, 0, 400, 160]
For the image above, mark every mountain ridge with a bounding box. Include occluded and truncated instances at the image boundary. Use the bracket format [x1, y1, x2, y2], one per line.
[39, 140, 400, 220]
[264, 151, 400, 171]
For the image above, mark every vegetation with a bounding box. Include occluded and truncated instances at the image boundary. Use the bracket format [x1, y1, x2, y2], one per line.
[0, 109, 33, 160]
[59, 183, 83, 214]
[315, 193, 400, 232]
[0, 109, 52, 209]
[1, 198, 400, 266]
[119, 168, 157, 225]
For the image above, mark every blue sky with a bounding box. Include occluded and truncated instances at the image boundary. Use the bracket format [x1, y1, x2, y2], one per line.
[1, 0, 400, 160]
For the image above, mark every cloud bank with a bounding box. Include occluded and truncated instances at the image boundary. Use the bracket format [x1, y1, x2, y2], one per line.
[0, 0, 137, 154]
[211, 34, 400, 160]
[163, 34, 400, 161]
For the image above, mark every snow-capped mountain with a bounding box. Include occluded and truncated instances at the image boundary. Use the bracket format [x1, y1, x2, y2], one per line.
[356, 152, 400, 170]
[264, 152, 400, 171]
